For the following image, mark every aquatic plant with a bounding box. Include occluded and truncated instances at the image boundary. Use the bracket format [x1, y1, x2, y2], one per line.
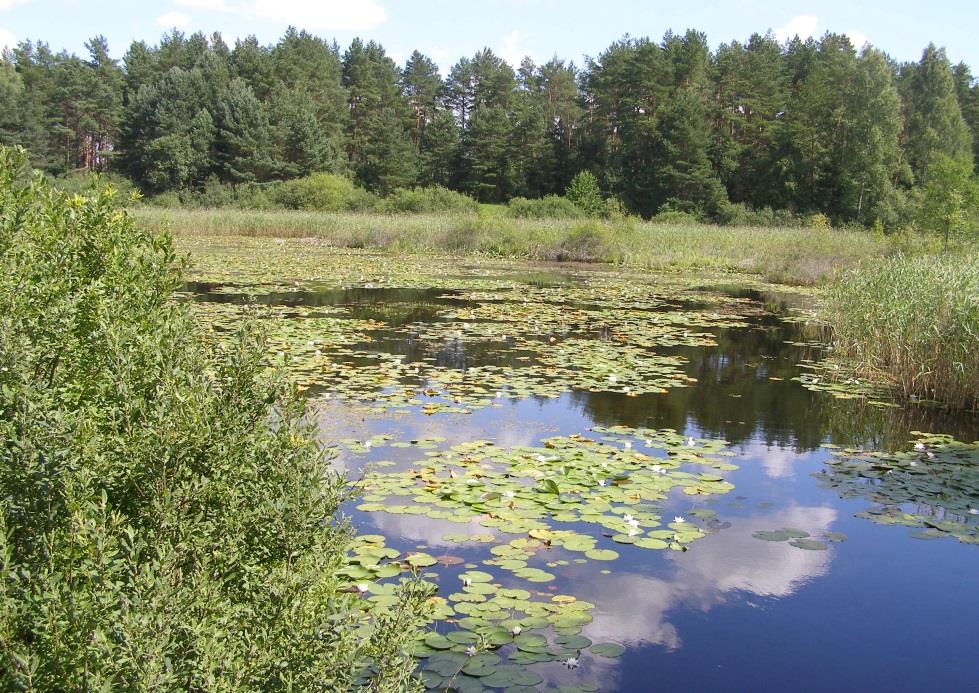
[825, 255, 979, 409]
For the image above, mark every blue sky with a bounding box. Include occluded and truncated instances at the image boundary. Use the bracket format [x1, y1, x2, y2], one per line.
[2, 0, 977, 74]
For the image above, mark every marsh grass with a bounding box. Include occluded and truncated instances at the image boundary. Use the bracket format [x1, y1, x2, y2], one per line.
[826, 255, 979, 410]
[133, 207, 907, 285]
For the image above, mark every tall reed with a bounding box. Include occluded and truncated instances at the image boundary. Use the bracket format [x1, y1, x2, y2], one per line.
[132, 207, 902, 285]
[825, 255, 979, 409]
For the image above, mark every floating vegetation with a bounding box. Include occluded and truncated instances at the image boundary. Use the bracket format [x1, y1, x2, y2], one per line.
[346, 427, 736, 689]
[793, 360, 896, 405]
[816, 434, 979, 544]
[179, 240, 979, 690]
[185, 248, 781, 417]
[751, 527, 832, 550]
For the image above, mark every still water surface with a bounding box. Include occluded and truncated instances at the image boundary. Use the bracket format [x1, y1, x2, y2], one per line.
[191, 261, 979, 692]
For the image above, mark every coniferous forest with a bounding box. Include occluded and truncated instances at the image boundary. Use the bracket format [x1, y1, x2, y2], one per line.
[1, 27, 978, 225]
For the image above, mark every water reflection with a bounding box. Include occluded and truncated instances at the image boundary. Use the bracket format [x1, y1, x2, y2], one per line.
[191, 268, 979, 691]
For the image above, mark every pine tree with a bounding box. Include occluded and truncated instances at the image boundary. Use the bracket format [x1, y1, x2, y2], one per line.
[651, 87, 728, 217]
[401, 51, 442, 153]
[213, 78, 273, 183]
[418, 110, 460, 187]
[903, 44, 973, 181]
[342, 39, 415, 192]
[952, 62, 979, 173]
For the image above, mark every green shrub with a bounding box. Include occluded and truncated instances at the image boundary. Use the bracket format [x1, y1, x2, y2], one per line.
[0, 147, 430, 690]
[565, 171, 604, 217]
[271, 172, 365, 212]
[603, 196, 629, 221]
[825, 254, 979, 409]
[807, 212, 833, 230]
[558, 221, 609, 261]
[382, 186, 478, 215]
[49, 169, 138, 201]
[506, 195, 585, 220]
[649, 208, 701, 225]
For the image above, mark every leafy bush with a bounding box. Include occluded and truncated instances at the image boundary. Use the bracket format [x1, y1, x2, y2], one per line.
[807, 212, 833, 231]
[0, 147, 430, 690]
[505, 195, 585, 220]
[271, 172, 369, 212]
[50, 169, 138, 201]
[382, 186, 479, 215]
[825, 254, 979, 409]
[603, 196, 629, 221]
[565, 171, 604, 217]
[558, 221, 609, 261]
[649, 209, 701, 225]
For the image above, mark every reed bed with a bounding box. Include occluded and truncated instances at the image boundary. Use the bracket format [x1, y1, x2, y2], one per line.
[825, 255, 979, 410]
[133, 207, 900, 285]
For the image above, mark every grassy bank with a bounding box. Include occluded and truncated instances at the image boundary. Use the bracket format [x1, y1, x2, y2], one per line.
[133, 207, 913, 285]
[825, 255, 979, 410]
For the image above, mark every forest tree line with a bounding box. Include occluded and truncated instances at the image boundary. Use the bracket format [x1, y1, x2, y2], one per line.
[1, 27, 978, 225]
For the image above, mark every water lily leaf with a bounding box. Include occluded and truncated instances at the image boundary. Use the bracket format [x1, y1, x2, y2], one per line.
[752, 530, 792, 542]
[539, 479, 560, 494]
[591, 642, 626, 657]
[584, 548, 619, 561]
[406, 552, 438, 568]
[789, 538, 828, 551]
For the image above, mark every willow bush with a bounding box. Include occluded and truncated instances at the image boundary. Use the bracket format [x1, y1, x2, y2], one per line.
[0, 146, 429, 691]
[825, 254, 979, 410]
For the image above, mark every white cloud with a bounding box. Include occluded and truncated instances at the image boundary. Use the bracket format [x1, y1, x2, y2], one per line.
[176, 0, 236, 11]
[499, 30, 534, 67]
[247, 0, 387, 31]
[775, 14, 819, 43]
[846, 29, 870, 49]
[156, 10, 193, 29]
[0, 25, 14, 51]
[0, 0, 31, 11]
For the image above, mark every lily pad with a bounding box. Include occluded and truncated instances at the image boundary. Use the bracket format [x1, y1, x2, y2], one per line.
[591, 642, 627, 658]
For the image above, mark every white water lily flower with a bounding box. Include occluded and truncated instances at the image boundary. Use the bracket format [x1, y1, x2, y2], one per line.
[927, 451, 936, 458]
[495, 391, 504, 398]
[564, 656, 579, 670]
[466, 645, 477, 656]
[504, 490, 516, 499]
[511, 625, 522, 636]
[627, 528, 639, 537]
[686, 437, 696, 447]
[608, 374, 617, 383]
[622, 514, 634, 524]
[306, 340, 315, 347]
[626, 518, 640, 528]
[674, 516, 686, 524]
[356, 583, 369, 594]
[598, 480, 607, 487]
[536, 455, 547, 463]
[970, 508, 978, 515]
[644, 439, 653, 446]
[315, 349, 322, 356]
[624, 441, 632, 449]
[914, 442, 926, 451]
[462, 577, 472, 587]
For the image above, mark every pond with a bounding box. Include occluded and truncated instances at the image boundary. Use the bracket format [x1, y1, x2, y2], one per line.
[184, 238, 979, 692]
